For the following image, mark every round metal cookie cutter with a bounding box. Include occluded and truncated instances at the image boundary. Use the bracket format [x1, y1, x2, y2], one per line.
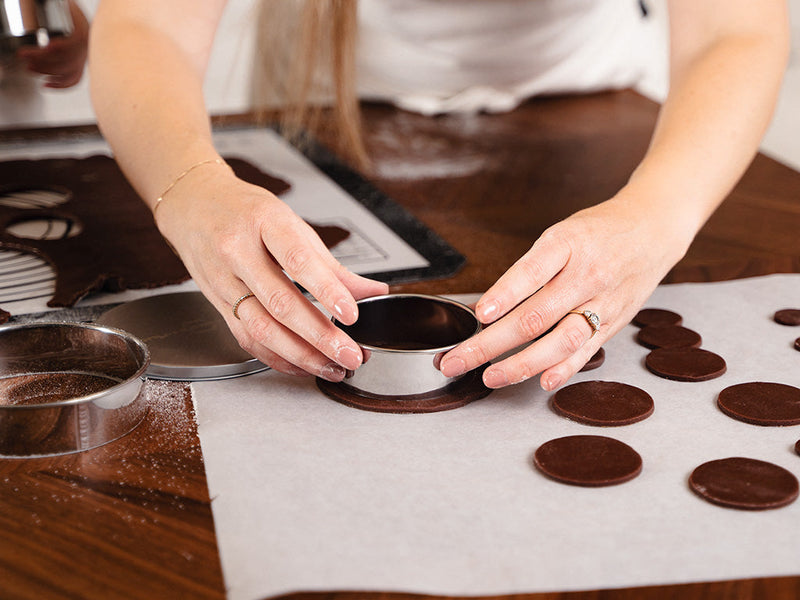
[316, 293, 491, 413]
[97, 291, 267, 381]
[0, 322, 150, 458]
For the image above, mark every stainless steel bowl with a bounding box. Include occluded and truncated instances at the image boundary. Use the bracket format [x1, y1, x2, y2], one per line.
[1, 0, 74, 57]
[0, 322, 150, 458]
[334, 294, 481, 397]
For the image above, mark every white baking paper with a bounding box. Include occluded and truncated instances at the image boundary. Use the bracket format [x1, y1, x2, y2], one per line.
[0, 128, 427, 316]
[193, 274, 800, 600]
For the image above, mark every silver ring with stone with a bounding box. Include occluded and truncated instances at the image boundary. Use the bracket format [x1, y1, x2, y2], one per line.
[232, 292, 256, 320]
[568, 309, 601, 337]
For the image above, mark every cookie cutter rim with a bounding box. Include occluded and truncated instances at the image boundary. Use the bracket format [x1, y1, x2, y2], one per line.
[0, 321, 151, 458]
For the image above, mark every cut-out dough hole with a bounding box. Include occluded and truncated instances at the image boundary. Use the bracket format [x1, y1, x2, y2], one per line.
[0, 189, 70, 209]
[6, 216, 82, 240]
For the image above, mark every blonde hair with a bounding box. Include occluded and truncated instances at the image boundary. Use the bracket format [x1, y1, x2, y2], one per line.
[252, 0, 367, 168]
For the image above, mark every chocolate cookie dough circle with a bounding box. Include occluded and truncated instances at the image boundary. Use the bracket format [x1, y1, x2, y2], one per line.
[579, 347, 605, 372]
[552, 380, 654, 426]
[717, 382, 800, 426]
[774, 309, 800, 326]
[795, 440, 800, 456]
[689, 457, 799, 510]
[533, 435, 642, 487]
[636, 325, 702, 350]
[645, 347, 726, 382]
[316, 366, 491, 414]
[632, 308, 683, 328]
[795, 337, 800, 352]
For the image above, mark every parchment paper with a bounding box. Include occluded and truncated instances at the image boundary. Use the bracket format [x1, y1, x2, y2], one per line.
[193, 274, 800, 600]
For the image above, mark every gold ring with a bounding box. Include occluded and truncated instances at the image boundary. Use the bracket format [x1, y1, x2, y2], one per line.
[568, 309, 601, 337]
[232, 292, 256, 320]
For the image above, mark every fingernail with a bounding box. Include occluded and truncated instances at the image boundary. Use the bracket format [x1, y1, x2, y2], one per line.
[319, 362, 346, 382]
[478, 301, 499, 323]
[335, 344, 362, 371]
[483, 368, 509, 388]
[287, 366, 312, 377]
[440, 356, 466, 377]
[333, 298, 357, 325]
[541, 373, 562, 391]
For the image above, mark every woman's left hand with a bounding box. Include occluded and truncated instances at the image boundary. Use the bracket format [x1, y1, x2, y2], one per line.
[439, 193, 693, 391]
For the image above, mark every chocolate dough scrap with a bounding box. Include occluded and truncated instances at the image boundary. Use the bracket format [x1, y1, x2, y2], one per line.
[717, 381, 800, 426]
[795, 337, 800, 352]
[579, 347, 605, 372]
[551, 380, 654, 426]
[312, 223, 350, 248]
[774, 309, 800, 326]
[0, 155, 297, 309]
[533, 435, 642, 487]
[689, 457, 799, 510]
[645, 347, 726, 382]
[636, 325, 702, 350]
[632, 308, 683, 328]
[795, 439, 800, 456]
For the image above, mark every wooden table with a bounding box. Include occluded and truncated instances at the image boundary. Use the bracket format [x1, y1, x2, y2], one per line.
[1, 90, 799, 600]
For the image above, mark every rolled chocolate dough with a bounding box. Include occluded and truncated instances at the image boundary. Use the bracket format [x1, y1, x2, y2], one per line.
[717, 381, 800, 426]
[645, 347, 726, 382]
[0, 156, 291, 308]
[551, 380, 654, 426]
[774, 309, 800, 326]
[579, 347, 605, 372]
[689, 457, 799, 510]
[533, 435, 642, 487]
[636, 325, 702, 350]
[632, 308, 683, 328]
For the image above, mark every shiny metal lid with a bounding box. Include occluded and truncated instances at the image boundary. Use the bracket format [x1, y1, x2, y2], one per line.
[97, 291, 267, 381]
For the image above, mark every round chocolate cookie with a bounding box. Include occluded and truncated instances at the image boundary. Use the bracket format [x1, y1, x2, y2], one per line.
[632, 308, 683, 328]
[774, 309, 800, 326]
[689, 457, 799, 510]
[717, 382, 800, 426]
[645, 347, 726, 382]
[579, 347, 605, 372]
[794, 337, 800, 352]
[533, 435, 642, 487]
[636, 325, 702, 350]
[795, 439, 800, 456]
[551, 380, 654, 426]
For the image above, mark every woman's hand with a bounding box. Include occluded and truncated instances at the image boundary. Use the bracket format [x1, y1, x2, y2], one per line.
[440, 0, 788, 392]
[440, 193, 693, 391]
[16, 0, 89, 89]
[154, 164, 388, 382]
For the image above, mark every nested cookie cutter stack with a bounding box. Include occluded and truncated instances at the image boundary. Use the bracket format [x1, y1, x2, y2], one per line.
[317, 294, 491, 413]
[0, 322, 150, 458]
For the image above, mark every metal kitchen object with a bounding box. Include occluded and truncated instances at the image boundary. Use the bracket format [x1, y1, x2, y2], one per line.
[97, 291, 267, 381]
[0, 0, 73, 57]
[332, 293, 482, 398]
[0, 322, 149, 458]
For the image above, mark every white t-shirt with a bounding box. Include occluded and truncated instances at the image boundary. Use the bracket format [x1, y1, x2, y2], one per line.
[356, 0, 663, 115]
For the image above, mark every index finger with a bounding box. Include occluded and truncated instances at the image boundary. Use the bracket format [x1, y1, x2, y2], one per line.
[262, 211, 360, 325]
[475, 229, 570, 324]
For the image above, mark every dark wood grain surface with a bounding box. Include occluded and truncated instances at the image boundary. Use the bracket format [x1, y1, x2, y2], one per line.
[1, 90, 799, 600]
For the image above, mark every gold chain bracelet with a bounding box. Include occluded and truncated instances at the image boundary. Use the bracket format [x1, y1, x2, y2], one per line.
[153, 158, 229, 217]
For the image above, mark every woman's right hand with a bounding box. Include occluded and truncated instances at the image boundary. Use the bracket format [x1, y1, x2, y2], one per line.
[154, 161, 388, 381]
